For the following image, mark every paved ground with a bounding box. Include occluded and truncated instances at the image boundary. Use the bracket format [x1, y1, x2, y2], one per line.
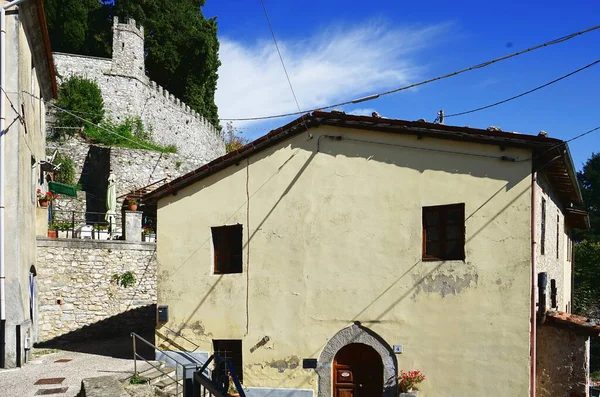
[0, 338, 153, 397]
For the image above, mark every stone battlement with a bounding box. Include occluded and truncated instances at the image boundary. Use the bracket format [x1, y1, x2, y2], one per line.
[52, 16, 225, 158]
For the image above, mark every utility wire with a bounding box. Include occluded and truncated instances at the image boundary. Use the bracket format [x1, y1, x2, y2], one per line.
[259, 0, 302, 114]
[21, 90, 165, 153]
[446, 58, 600, 118]
[258, 0, 310, 131]
[18, 85, 600, 168]
[219, 23, 600, 121]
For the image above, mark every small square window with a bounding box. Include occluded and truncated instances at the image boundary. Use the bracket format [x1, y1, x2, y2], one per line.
[422, 203, 465, 261]
[211, 225, 243, 274]
[213, 339, 243, 383]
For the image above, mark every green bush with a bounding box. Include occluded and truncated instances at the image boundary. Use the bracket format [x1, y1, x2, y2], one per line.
[54, 76, 104, 134]
[84, 118, 176, 153]
[54, 152, 77, 186]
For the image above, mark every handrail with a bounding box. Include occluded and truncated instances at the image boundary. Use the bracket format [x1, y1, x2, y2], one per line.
[132, 331, 201, 370]
[131, 332, 203, 397]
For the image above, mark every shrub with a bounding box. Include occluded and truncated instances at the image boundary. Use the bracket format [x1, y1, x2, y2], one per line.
[84, 118, 176, 153]
[54, 75, 104, 134]
[54, 152, 77, 186]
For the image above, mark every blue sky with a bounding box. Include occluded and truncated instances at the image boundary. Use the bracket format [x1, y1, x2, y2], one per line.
[203, 0, 599, 170]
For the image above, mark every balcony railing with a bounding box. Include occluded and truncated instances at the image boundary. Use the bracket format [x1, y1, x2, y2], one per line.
[48, 210, 156, 241]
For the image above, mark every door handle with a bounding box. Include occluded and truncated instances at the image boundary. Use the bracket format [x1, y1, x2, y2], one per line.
[358, 384, 363, 388]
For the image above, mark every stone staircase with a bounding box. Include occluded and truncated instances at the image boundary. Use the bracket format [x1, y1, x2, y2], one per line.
[134, 361, 184, 397]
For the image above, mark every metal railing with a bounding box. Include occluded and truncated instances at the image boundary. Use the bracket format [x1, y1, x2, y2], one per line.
[131, 332, 245, 397]
[48, 209, 157, 241]
[131, 332, 203, 397]
[49, 210, 122, 240]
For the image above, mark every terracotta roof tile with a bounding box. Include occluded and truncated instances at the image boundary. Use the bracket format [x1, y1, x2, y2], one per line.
[545, 311, 600, 336]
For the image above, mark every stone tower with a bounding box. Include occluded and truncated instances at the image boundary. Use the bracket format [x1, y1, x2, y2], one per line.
[110, 17, 147, 81]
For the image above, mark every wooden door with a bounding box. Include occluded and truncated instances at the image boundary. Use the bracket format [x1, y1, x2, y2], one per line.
[333, 343, 383, 397]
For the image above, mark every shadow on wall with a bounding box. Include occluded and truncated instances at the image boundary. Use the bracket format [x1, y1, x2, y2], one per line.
[80, 145, 111, 223]
[35, 304, 156, 360]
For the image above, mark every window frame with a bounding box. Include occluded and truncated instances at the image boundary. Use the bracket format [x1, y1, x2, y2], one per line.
[540, 198, 546, 255]
[422, 203, 466, 262]
[211, 224, 243, 275]
[556, 213, 560, 260]
[213, 339, 243, 383]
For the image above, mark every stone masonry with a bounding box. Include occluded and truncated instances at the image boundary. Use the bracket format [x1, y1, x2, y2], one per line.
[536, 324, 590, 397]
[48, 136, 204, 220]
[36, 238, 157, 342]
[52, 17, 225, 159]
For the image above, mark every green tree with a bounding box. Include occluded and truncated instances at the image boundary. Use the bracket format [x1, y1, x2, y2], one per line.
[44, 1, 221, 127]
[573, 153, 600, 373]
[573, 241, 600, 317]
[43, 0, 110, 57]
[54, 76, 105, 133]
[577, 153, 600, 242]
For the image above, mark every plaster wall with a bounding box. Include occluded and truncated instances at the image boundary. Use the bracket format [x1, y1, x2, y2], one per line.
[2, 7, 49, 367]
[155, 126, 534, 396]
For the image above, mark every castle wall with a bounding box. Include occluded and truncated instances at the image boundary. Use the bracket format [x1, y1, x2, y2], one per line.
[51, 17, 225, 160]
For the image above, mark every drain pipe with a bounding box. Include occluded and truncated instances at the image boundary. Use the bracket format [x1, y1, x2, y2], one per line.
[0, 0, 27, 369]
[529, 171, 537, 397]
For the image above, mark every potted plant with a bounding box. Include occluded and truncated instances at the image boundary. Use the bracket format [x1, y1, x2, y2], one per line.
[398, 370, 425, 394]
[227, 373, 240, 397]
[93, 223, 110, 240]
[37, 189, 56, 207]
[125, 197, 139, 211]
[55, 221, 73, 238]
[142, 226, 156, 242]
[47, 222, 58, 239]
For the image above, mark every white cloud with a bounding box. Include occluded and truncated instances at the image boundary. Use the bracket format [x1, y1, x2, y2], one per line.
[215, 21, 449, 127]
[348, 108, 377, 117]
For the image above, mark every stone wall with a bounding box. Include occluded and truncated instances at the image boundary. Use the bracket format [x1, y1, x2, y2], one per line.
[36, 238, 157, 342]
[51, 17, 225, 160]
[48, 137, 202, 223]
[536, 324, 590, 397]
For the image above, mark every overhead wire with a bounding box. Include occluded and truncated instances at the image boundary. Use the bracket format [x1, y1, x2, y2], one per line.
[219, 23, 600, 121]
[258, 0, 311, 133]
[259, 0, 302, 116]
[446, 58, 600, 118]
[21, 90, 166, 153]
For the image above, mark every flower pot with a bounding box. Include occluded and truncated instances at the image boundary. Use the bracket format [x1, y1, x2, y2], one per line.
[39, 200, 49, 207]
[128, 204, 138, 211]
[47, 230, 57, 238]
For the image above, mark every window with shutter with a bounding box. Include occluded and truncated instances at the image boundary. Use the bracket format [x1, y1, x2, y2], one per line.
[212, 225, 243, 274]
[422, 203, 465, 261]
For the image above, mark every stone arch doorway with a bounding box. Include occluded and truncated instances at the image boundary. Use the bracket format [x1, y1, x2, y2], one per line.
[316, 322, 397, 397]
[333, 343, 383, 397]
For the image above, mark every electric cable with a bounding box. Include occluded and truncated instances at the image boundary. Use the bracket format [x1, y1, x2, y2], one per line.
[219, 23, 600, 121]
[446, 59, 600, 118]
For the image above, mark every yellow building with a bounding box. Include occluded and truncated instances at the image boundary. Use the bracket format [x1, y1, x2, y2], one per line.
[144, 111, 598, 397]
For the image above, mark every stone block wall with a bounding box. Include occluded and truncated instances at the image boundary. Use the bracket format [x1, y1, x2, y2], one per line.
[48, 137, 203, 222]
[536, 324, 590, 397]
[36, 238, 157, 342]
[51, 16, 225, 160]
